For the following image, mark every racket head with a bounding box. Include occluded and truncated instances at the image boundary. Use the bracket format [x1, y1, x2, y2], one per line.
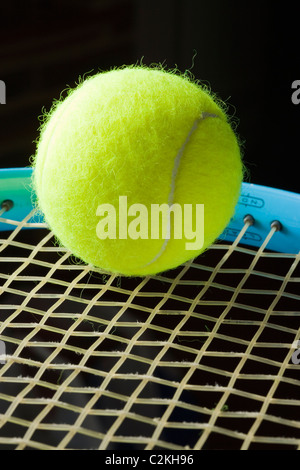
[0, 168, 300, 450]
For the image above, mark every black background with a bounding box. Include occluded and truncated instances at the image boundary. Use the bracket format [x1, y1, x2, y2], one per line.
[0, 0, 299, 194]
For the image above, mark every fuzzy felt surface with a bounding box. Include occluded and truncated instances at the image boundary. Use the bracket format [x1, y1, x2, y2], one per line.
[33, 66, 243, 276]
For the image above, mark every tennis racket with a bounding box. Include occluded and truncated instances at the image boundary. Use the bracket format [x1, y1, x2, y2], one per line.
[0, 167, 299, 450]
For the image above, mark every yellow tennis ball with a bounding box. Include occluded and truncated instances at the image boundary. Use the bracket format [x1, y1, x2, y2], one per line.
[32, 66, 243, 276]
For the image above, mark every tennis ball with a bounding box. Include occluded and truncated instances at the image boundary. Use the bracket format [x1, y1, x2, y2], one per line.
[32, 65, 243, 276]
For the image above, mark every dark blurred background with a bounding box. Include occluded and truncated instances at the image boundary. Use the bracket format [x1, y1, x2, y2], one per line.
[0, 0, 299, 193]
